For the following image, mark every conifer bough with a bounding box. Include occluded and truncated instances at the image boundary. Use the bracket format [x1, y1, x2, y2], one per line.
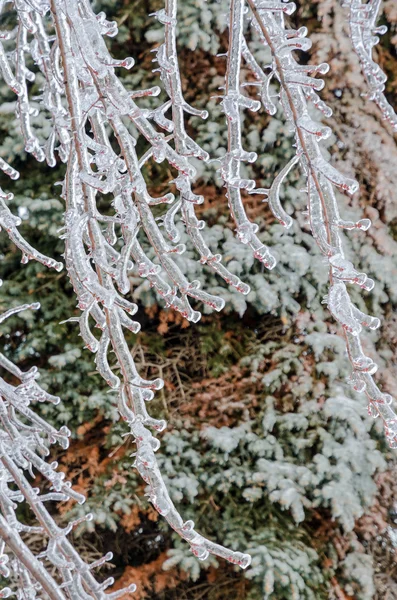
[0, 0, 396, 596]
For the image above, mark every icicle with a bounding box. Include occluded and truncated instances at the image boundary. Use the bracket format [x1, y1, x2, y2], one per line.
[311, 157, 359, 195]
[79, 307, 99, 353]
[327, 281, 361, 335]
[95, 330, 120, 389]
[265, 154, 298, 228]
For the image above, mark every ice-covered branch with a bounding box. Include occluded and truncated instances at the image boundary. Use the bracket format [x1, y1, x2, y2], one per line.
[239, 0, 397, 446]
[46, 0, 251, 568]
[0, 178, 62, 273]
[2, 0, 396, 591]
[0, 6, 137, 589]
[0, 302, 136, 599]
[221, 0, 277, 269]
[155, 0, 252, 293]
[343, 0, 397, 132]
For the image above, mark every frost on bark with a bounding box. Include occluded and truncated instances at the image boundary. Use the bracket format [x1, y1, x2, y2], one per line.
[0, 0, 396, 596]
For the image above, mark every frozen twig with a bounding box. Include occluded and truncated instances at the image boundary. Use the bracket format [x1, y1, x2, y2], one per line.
[343, 0, 397, 131]
[242, 0, 397, 446]
[0, 301, 135, 599]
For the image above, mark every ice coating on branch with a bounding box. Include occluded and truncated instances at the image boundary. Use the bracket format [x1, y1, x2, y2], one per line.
[235, 0, 397, 446]
[0, 300, 135, 599]
[343, 0, 397, 131]
[0, 193, 63, 272]
[221, 0, 276, 270]
[1, 0, 396, 590]
[0, 0, 251, 572]
[157, 0, 252, 295]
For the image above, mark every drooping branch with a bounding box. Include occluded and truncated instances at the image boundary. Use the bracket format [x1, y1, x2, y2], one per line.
[237, 0, 397, 445]
[0, 301, 136, 599]
[1, 0, 397, 594]
[221, 0, 277, 269]
[343, 0, 397, 131]
[153, 0, 252, 294]
[48, 0, 251, 567]
[0, 7, 137, 592]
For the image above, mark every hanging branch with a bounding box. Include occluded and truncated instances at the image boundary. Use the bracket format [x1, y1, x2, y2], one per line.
[1, 0, 397, 593]
[343, 0, 397, 131]
[0, 175, 62, 272]
[48, 0, 250, 568]
[152, 0, 252, 293]
[0, 39, 134, 591]
[221, 0, 277, 268]
[0, 300, 136, 599]
[232, 0, 397, 446]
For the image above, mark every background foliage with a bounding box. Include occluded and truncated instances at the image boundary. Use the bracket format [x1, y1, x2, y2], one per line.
[1, 0, 397, 598]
